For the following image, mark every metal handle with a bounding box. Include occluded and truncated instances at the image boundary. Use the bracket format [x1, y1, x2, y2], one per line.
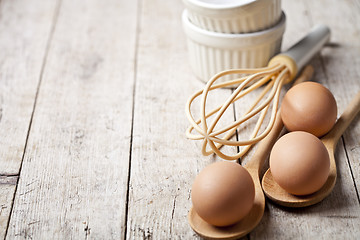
[283, 25, 330, 71]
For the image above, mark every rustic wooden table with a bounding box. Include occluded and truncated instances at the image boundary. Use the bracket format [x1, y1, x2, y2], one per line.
[0, 0, 359, 239]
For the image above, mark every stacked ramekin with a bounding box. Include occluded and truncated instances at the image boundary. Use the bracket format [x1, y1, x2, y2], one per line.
[182, 0, 285, 82]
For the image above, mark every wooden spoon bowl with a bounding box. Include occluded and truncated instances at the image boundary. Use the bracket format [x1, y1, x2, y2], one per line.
[188, 185, 264, 240]
[188, 66, 314, 239]
[262, 91, 360, 207]
[187, 124, 272, 239]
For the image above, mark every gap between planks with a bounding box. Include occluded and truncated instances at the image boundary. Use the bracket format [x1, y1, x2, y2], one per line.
[124, 0, 142, 239]
[342, 136, 360, 205]
[4, 0, 62, 238]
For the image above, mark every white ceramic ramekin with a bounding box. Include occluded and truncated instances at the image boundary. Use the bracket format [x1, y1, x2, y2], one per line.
[182, 10, 286, 83]
[183, 0, 282, 33]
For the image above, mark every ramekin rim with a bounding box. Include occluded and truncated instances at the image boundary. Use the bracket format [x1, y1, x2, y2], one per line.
[182, 9, 286, 40]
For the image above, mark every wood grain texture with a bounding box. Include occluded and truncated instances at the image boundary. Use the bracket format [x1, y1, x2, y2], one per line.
[6, 0, 138, 238]
[125, 0, 238, 239]
[0, 0, 58, 174]
[0, 0, 59, 237]
[0, 177, 17, 239]
[0, 0, 358, 239]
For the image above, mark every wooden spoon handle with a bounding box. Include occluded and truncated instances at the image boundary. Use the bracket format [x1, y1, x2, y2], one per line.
[323, 91, 360, 146]
[246, 65, 314, 173]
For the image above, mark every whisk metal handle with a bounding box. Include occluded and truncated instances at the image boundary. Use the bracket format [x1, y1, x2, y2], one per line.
[283, 24, 330, 72]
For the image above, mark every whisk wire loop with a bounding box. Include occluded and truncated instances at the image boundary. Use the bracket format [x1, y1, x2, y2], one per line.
[208, 67, 284, 137]
[185, 73, 273, 139]
[186, 63, 290, 160]
[201, 67, 289, 160]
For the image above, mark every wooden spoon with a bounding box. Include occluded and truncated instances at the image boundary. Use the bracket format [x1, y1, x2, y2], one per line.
[262, 91, 360, 208]
[188, 66, 314, 239]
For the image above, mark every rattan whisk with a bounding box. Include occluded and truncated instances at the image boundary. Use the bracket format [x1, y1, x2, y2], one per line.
[185, 25, 330, 160]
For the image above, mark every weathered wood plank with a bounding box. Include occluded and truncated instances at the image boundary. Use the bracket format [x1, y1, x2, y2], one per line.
[0, 0, 59, 237]
[1, 0, 358, 239]
[0, 177, 17, 239]
[125, 0, 238, 239]
[6, 0, 138, 238]
[250, 0, 360, 238]
[0, 0, 58, 175]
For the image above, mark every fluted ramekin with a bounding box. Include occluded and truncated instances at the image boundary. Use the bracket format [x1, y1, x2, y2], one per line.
[182, 10, 286, 83]
[183, 0, 282, 33]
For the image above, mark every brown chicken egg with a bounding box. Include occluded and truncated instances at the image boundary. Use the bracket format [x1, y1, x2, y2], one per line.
[281, 82, 337, 137]
[269, 131, 330, 195]
[191, 161, 255, 227]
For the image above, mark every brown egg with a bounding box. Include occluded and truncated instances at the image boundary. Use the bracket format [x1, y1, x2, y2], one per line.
[191, 161, 255, 226]
[269, 131, 330, 195]
[281, 82, 337, 137]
